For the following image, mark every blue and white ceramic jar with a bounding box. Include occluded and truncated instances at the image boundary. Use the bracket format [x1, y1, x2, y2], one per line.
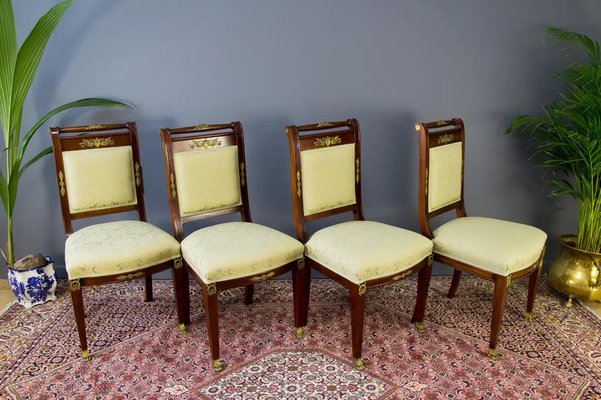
[7, 256, 57, 308]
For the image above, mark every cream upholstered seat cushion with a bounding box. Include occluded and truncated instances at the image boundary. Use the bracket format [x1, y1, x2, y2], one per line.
[65, 220, 181, 279]
[181, 222, 304, 284]
[305, 221, 433, 284]
[432, 216, 547, 276]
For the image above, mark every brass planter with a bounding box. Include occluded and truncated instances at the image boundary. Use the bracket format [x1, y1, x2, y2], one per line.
[548, 235, 601, 307]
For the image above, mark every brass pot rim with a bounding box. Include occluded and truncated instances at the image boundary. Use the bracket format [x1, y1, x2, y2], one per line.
[558, 234, 601, 257]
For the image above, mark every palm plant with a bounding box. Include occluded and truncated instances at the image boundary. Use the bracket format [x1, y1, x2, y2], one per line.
[507, 27, 601, 254]
[0, 0, 129, 265]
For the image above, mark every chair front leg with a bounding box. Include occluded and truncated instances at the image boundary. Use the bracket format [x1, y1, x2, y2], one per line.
[411, 255, 433, 332]
[292, 258, 310, 337]
[488, 275, 509, 360]
[350, 283, 367, 371]
[144, 275, 153, 302]
[69, 279, 90, 361]
[447, 268, 462, 298]
[172, 258, 190, 328]
[243, 284, 254, 306]
[202, 282, 223, 372]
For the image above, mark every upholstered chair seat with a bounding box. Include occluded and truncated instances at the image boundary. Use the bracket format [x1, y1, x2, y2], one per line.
[181, 222, 304, 284]
[66, 220, 181, 280]
[305, 221, 433, 284]
[432, 217, 547, 276]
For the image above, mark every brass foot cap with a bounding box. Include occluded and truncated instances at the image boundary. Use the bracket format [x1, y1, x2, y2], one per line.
[487, 348, 502, 361]
[414, 322, 425, 333]
[353, 358, 365, 371]
[565, 297, 573, 308]
[524, 312, 535, 323]
[81, 350, 91, 362]
[294, 327, 305, 338]
[212, 359, 224, 372]
[178, 323, 186, 334]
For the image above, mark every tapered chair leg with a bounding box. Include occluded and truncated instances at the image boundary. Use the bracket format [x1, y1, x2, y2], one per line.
[350, 284, 367, 371]
[525, 266, 542, 322]
[202, 283, 222, 372]
[69, 280, 90, 361]
[447, 269, 462, 298]
[411, 257, 433, 332]
[488, 275, 509, 360]
[144, 275, 153, 302]
[172, 259, 190, 328]
[292, 259, 310, 337]
[525, 251, 544, 322]
[243, 284, 254, 306]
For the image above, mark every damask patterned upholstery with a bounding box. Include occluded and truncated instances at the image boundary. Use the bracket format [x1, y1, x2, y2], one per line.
[173, 146, 242, 216]
[432, 217, 547, 276]
[305, 221, 433, 284]
[181, 222, 305, 284]
[65, 220, 181, 279]
[300, 143, 356, 216]
[428, 142, 462, 212]
[62, 146, 137, 213]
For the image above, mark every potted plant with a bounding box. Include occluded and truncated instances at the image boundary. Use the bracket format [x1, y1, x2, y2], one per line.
[1, 0, 129, 307]
[507, 27, 601, 307]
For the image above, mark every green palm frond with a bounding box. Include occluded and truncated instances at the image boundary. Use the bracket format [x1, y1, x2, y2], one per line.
[0, 0, 132, 264]
[507, 27, 601, 253]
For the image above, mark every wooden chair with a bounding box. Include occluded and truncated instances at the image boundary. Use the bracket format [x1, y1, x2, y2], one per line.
[414, 118, 547, 359]
[49, 122, 186, 361]
[160, 122, 305, 372]
[285, 119, 434, 370]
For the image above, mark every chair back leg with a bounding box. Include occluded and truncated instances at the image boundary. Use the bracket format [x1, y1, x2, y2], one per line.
[349, 284, 367, 370]
[447, 269, 462, 298]
[144, 275, 153, 302]
[243, 285, 255, 306]
[489, 275, 509, 359]
[526, 251, 545, 317]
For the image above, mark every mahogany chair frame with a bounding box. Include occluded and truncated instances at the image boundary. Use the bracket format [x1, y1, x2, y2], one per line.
[286, 119, 433, 370]
[414, 118, 545, 359]
[160, 121, 304, 372]
[49, 122, 186, 361]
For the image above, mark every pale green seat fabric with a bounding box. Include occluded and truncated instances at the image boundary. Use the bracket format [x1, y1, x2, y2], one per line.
[432, 216, 547, 276]
[65, 220, 181, 279]
[305, 221, 433, 284]
[181, 222, 305, 284]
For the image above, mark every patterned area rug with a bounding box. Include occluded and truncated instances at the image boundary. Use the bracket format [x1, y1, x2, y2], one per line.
[0, 276, 599, 399]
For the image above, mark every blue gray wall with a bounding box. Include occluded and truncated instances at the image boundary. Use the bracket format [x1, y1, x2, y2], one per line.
[4, 1, 601, 278]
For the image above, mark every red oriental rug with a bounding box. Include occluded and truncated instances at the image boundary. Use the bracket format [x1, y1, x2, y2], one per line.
[0, 276, 599, 399]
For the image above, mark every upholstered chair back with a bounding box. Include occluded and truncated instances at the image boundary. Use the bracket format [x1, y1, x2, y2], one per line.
[50, 122, 147, 234]
[160, 122, 251, 240]
[414, 118, 466, 237]
[285, 119, 364, 242]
